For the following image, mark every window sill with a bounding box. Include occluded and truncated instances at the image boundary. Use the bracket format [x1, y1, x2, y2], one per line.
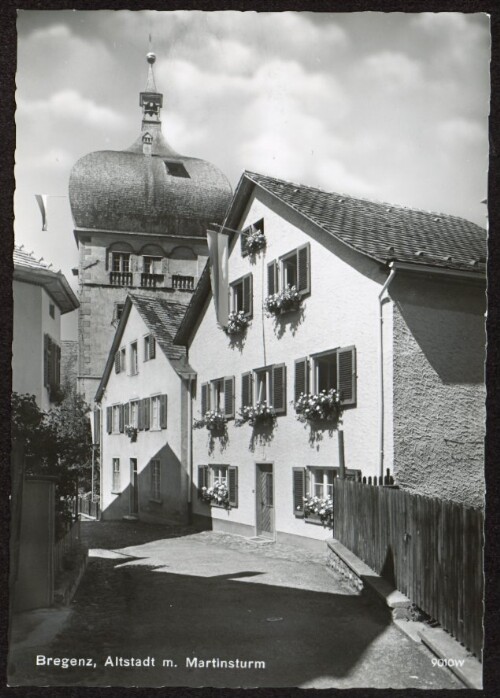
[111, 490, 121, 495]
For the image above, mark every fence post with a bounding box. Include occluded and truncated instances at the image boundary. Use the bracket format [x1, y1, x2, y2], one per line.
[338, 430, 346, 480]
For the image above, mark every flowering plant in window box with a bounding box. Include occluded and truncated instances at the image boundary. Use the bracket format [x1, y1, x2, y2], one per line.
[193, 410, 227, 433]
[201, 480, 230, 508]
[264, 285, 302, 316]
[244, 227, 266, 255]
[223, 310, 249, 336]
[235, 402, 276, 427]
[124, 424, 138, 442]
[294, 389, 341, 423]
[303, 495, 333, 527]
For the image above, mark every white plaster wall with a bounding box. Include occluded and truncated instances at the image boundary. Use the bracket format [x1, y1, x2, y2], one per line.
[100, 305, 187, 522]
[189, 190, 392, 542]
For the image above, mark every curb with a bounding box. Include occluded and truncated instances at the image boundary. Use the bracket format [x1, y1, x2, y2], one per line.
[326, 539, 482, 689]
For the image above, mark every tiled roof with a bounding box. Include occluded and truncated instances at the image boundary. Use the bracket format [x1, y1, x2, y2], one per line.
[246, 172, 487, 273]
[14, 246, 54, 271]
[129, 294, 187, 362]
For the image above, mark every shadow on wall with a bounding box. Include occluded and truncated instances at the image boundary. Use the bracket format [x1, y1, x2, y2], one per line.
[102, 442, 188, 525]
[394, 278, 485, 385]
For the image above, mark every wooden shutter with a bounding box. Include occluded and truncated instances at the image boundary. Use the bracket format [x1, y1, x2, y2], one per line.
[115, 352, 121, 374]
[94, 409, 101, 445]
[160, 394, 168, 428]
[297, 243, 311, 296]
[43, 334, 49, 387]
[123, 402, 130, 426]
[150, 336, 156, 359]
[201, 382, 210, 416]
[106, 406, 112, 434]
[56, 344, 61, 387]
[144, 398, 151, 430]
[337, 346, 356, 406]
[241, 372, 253, 408]
[228, 466, 238, 507]
[223, 376, 235, 419]
[119, 404, 124, 433]
[138, 399, 145, 431]
[293, 467, 306, 518]
[267, 260, 278, 296]
[294, 357, 309, 402]
[243, 274, 253, 318]
[272, 363, 287, 415]
[198, 465, 209, 498]
[47, 336, 53, 387]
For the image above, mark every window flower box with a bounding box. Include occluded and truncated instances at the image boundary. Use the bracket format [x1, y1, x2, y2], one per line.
[303, 495, 333, 528]
[223, 311, 250, 336]
[294, 389, 341, 424]
[201, 480, 230, 508]
[235, 402, 276, 427]
[193, 410, 227, 433]
[244, 227, 266, 255]
[124, 424, 138, 442]
[264, 285, 302, 316]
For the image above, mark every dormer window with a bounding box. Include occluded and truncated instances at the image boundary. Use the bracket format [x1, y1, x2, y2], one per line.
[142, 132, 153, 145]
[164, 161, 190, 178]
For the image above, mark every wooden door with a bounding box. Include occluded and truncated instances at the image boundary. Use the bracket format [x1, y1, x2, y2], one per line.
[256, 463, 274, 537]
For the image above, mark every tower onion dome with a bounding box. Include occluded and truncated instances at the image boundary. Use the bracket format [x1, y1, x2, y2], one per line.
[69, 52, 232, 236]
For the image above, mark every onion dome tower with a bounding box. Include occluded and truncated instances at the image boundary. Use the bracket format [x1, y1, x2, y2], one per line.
[69, 53, 232, 404]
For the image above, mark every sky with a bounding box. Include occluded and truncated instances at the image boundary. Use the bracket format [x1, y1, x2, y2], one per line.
[15, 10, 490, 340]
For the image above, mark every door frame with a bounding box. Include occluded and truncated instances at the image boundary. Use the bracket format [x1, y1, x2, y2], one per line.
[255, 462, 275, 539]
[130, 458, 138, 515]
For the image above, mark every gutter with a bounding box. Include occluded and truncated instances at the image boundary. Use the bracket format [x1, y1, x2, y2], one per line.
[378, 265, 397, 480]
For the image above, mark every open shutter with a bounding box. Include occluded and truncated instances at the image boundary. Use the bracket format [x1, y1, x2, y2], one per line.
[267, 260, 278, 296]
[201, 382, 210, 416]
[294, 357, 309, 402]
[243, 274, 253, 318]
[119, 404, 124, 433]
[337, 346, 356, 406]
[228, 466, 238, 507]
[43, 334, 49, 387]
[293, 467, 306, 518]
[198, 465, 209, 498]
[106, 406, 112, 434]
[297, 243, 311, 296]
[223, 376, 235, 419]
[115, 352, 121, 374]
[272, 363, 287, 415]
[144, 398, 151, 430]
[241, 372, 253, 408]
[123, 402, 130, 426]
[160, 394, 168, 428]
[94, 409, 100, 445]
[138, 399, 145, 431]
[150, 336, 156, 359]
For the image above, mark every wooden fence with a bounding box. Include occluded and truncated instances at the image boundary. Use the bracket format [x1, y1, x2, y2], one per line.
[77, 496, 100, 519]
[334, 479, 484, 661]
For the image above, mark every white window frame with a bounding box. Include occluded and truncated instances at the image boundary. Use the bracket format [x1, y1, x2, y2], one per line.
[150, 459, 161, 501]
[143, 256, 162, 274]
[209, 464, 228, 508]
[112, 252, 130, 273]
[130, 341, 138, 375]
[144, 334, 155, 361]
[253, 367, 273, 406]
[308, 467, 335, 500]
[211, 378, 225, 412]
[112, 405, 121, 434]
[112, 458, 120, 492]
[312, 348, 338, 394]
[130, 400, 139, 428]
[150, 395, 161, 430]
[281, 250, 298, 289]
[119, 347, 126, 372]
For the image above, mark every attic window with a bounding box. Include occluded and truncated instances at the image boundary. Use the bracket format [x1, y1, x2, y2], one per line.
[164, 161, 190, 178]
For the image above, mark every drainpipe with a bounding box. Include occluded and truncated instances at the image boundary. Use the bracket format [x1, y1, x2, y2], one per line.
[186, 375, 194, 509]
[378, 264, 396, 480]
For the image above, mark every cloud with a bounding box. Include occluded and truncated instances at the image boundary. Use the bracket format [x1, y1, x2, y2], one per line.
[17, 90, 127, 129]
[358, 51, 424, 91]
[24, 22, 72, 41]
[437, 118, 486, 147]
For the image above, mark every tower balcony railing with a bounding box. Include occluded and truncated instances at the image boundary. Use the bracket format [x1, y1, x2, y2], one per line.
[172, 274, 195, 291]
[140, 273, 164, 288]
[109, 271, 133, 286]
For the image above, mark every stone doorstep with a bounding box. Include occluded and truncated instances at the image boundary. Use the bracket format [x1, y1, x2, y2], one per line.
[326, 539, 482, 690]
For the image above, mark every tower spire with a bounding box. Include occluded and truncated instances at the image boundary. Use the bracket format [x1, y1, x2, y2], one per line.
[140, 51, 162, 125]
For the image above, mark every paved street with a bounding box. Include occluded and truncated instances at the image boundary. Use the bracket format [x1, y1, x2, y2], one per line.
[9, 521, 462, 688]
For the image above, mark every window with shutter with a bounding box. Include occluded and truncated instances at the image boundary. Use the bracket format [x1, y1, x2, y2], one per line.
[150, 336, 156, 359]
[144, 398, 151, 430]
[267, 260, 278, 296]
[230, 273, 253, 318]
[201, 382, 210, 416]
[297, 243, 311, 296]
[160, 394, 168, 429]
[294, 358, 309, 402]
[223, 376, 235, 419]
[337, 346, 356, 406]
[241, 372, 253, 408]
[272, 364, 287, 415]
[293, 467, 306, 518]
[94, 409, 101, 445]
[119, 404, 125, 433]
[123, 402, 130, 426]
[43, 334, 49, 387]
[47, 336, 53, 387]
[56, 345, 61, 387]
[228, 466, 238, 507]
[115, 352, 121, 374]
[106, 406, 112, 434]
[198, 465, 209, 498]
[138, 399, 145, 431]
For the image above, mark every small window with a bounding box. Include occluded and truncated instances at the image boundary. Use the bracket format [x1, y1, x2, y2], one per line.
[281, 251, 298, 289]
[130, 400, 139, 428]
[150, 395, 161, 430]
[49, 304, 55, 319]
[230, 273, 253, 318]
[151, 459, 161, 501]
[302, 346, 356, 406]
[143, 256, 162, 274]
[164, 161, 190, 178]
[115, 303, 125, 322]
[130, 342, 138, 375]
[120, 347, 126, 372]
[112, 458, 120, 492]
[252, 364, 286, 415]
[112, 253, 130, 273]
[241, 218, 264, 256]
[310, 467, 335, 499]
[112, 404, 123, 434]
[211, 378, 225, 412]
[267, 243, 310, 297]
[144, 335, 156, 361]
[198, 464, 239, 508]
[200, 378, 234, 419]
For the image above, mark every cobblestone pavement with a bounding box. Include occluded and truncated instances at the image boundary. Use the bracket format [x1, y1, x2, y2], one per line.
[9, 520, 463, 689]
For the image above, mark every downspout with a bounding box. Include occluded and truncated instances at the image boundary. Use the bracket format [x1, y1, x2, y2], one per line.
[187, 376, 193, 510]
[378, 264, 396, 480]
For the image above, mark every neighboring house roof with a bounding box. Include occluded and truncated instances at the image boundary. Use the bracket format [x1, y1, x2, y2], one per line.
[174, 170, 487, 346]
[95, 293, 195, 403]
[13, 246, 79, 314]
